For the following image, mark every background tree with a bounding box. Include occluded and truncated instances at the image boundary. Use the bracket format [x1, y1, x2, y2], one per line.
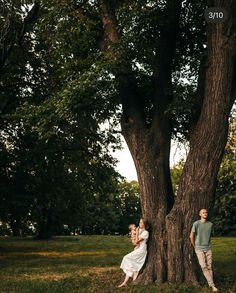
[170, 159, 185, 195]
[0, 0, 123, 239]
[117, 180, 141, 235]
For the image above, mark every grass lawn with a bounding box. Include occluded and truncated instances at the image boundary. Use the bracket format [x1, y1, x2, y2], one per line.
[0, 236, 235, 293]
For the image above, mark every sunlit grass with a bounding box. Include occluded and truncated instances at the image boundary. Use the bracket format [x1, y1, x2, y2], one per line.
[0, 236, 235, 292]
[0, 250, 115, 259]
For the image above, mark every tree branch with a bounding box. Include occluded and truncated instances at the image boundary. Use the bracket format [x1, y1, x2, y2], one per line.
[189, 53, 207, 138]
[0, 1, 40, 72]
[97, 0, 145, 128]
[149, 0, 181, 137]
[97, 0, 120, 53]
[152, 0, 181, 112]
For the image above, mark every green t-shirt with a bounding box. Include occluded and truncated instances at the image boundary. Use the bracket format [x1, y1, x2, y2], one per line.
[191, 220, 213, 251]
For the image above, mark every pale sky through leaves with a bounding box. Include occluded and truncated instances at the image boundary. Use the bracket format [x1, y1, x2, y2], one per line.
[112, 138, 188, 181]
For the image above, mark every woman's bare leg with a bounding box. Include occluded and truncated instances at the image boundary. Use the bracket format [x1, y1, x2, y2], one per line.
[133, 271, 139, 281]
[118, 274, 129, 287]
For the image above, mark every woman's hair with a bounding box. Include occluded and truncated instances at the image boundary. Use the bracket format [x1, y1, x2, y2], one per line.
[141, 218, 150, 230]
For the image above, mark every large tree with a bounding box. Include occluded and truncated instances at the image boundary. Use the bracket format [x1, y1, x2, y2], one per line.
[93, 0, 236, 284]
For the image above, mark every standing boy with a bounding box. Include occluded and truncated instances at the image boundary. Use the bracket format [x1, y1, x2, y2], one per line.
[190, 209, 219, 292]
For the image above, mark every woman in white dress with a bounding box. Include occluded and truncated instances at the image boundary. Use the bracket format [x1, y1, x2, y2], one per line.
[118, 218, 149, 288]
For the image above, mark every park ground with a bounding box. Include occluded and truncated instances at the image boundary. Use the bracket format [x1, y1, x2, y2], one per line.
[0, 236, 235, 293]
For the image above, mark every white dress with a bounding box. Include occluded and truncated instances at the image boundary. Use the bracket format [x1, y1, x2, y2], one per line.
[120, 229, 149, 277]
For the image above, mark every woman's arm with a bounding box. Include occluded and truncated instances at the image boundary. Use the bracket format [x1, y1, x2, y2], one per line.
[135, 237, 144, 245]
[135, 230, 149, 245]
[135, 230, 147, 245]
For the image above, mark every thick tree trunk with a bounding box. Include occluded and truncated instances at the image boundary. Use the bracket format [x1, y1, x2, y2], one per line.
[36, 207, 53, 239]
[10, 219, 22, 237]
[122, 113, 174, 284]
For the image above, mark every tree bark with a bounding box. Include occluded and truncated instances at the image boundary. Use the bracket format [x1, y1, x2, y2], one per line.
[36, 206, 53, 240]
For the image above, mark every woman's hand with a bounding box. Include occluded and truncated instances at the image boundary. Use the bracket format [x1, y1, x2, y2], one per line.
[135, 227, 140, 244]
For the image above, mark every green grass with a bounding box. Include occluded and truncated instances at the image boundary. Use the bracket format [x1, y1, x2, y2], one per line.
[0, 236, 235, 292]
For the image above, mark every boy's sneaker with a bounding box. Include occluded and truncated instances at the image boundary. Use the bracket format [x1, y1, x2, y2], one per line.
[211, 286, 219, 292]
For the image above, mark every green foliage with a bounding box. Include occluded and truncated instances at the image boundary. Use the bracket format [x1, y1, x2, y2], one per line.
[170, 159, 184, 195]
[0, 0, 123, 239]
[117, 180, 141, 234]
[213, 117, 236, 236]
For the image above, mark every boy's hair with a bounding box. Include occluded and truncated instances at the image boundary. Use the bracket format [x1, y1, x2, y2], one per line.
[128, 224, 136, 229]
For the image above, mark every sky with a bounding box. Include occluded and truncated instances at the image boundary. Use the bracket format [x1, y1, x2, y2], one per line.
[112, 138, 188, 181]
